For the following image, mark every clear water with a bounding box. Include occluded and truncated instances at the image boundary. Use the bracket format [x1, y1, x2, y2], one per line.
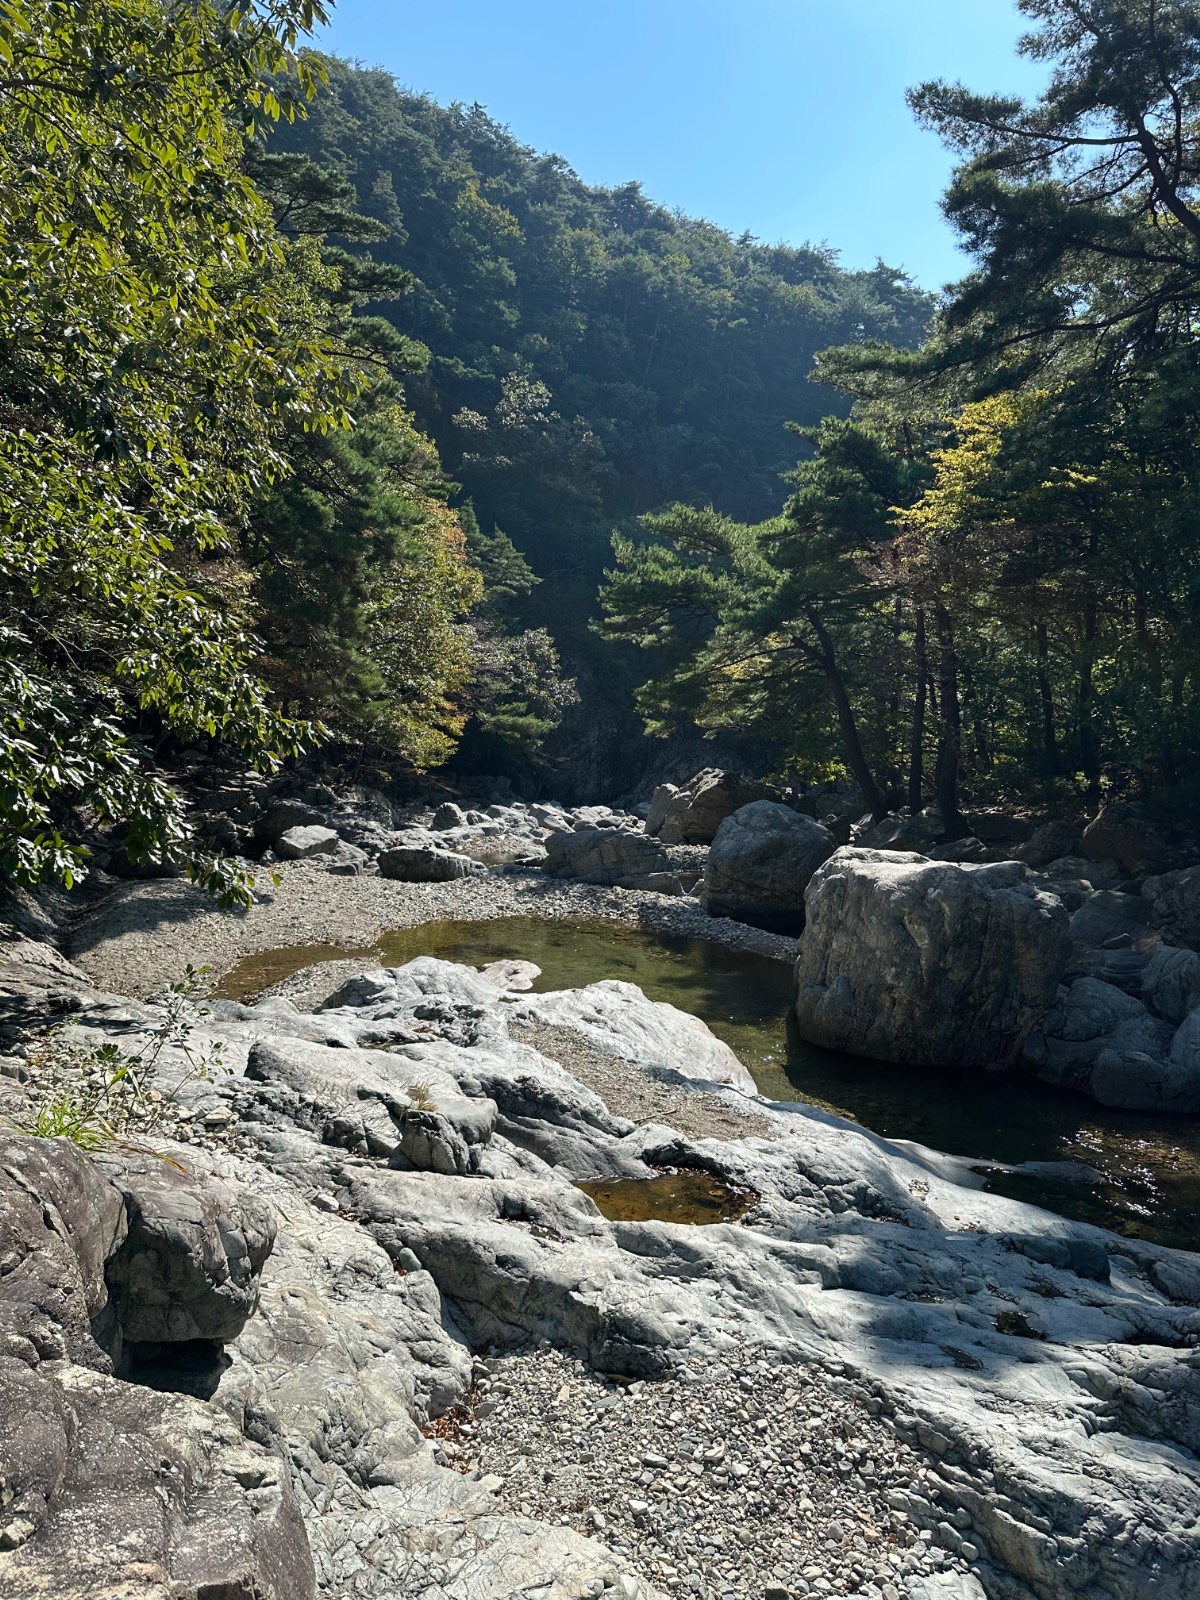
[578, 1173, 757, 1225]
[216, 915, 1200, 1249]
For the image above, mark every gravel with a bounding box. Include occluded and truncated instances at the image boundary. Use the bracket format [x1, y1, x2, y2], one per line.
[441, 1345, 979, 1600]
[68, 861, 797, 1001]
[511, 1021, 776, 1141]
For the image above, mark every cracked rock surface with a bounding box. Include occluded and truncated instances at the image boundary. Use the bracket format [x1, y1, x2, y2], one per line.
[1, 933, 1197, 1600]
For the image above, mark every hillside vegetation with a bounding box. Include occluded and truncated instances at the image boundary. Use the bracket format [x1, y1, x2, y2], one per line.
[6, 0, 1200, 894]
[265, 59, 933, 785]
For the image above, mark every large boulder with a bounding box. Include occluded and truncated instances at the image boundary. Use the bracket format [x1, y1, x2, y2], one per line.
[252, 798, 327, 844]
[793, 850, 1071, 1069]
[1141, 944, 1200, 1024]
[647, 769, 782, 845]
[702, 800, 836, 931]
[1142, 865, 1200, 949]
[96, 1148, 276, 1349]
[543, 826, 677, 892]
[1067, 889, 1154, 948]
[430, 801, 468, 831]
[1082, 801, 1170, 874]
[276, 823, 340, 860]
[1017, 819, 1085, 869]
[1021, 978, 1176, 1106]
[377, 843, 484, 882]
[853, 809, 946, 854]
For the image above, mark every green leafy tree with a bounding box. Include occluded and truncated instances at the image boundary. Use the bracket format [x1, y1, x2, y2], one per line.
[0, 0, 354, 901]
[598, 420, 929, 815]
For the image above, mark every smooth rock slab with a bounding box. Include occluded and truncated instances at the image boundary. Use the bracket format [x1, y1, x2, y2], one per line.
[511, 978, 758, 1093]
[793, 849, 1071, 1069]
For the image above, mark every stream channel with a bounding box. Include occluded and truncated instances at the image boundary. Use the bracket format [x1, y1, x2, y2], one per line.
[217, 914, 1200, 1250]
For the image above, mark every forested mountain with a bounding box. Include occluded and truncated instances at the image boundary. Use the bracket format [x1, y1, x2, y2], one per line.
[12, 0, 1197, 893]
[602, 0, 1200, 828]
[266, 60, 933, 787]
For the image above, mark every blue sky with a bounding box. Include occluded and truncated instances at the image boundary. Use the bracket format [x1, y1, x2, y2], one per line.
[314, 1, 1048, 292]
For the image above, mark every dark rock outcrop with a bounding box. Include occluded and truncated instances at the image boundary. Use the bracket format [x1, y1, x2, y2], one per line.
[0, 1133, 309, 1599]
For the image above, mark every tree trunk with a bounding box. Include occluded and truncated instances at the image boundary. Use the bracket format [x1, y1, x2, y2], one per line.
[909, 604, 927, 813]
[932, 604, 963, 836]
[1078, 590, 1100, 790]
[1035, 621, 1057, 770]
[806, 613, 888, 821]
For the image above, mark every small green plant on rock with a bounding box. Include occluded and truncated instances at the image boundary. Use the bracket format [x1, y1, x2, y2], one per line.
[14, 965, 231, 1149]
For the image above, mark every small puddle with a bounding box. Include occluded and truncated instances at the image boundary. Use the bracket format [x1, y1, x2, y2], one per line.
[578, 1173, 756, 1224]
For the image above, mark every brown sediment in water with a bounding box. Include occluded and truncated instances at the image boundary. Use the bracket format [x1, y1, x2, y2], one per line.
[578, 1172, 757, 1225]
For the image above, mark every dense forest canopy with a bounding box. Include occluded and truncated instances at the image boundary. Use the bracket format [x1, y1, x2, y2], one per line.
[0, 1, 491, 895]
[603, 0, 1200, 829]
[6, 0, 1200, 897]
[264, 60, 934, 784]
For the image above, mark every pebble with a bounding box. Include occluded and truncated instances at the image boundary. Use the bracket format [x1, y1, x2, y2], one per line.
[453, 1345, 977, 1600]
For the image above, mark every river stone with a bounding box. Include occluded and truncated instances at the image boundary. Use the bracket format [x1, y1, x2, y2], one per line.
[543, 826, 674, 891]
[649, 769, 783, 845]
[1142, 865, 1200, 949]
[276, 823, 340, 860]
[703, 800, 835, 931]
[479, 959, 541, 991]
[793, 849, 1071, 1069]
[319, 839, 371, 875]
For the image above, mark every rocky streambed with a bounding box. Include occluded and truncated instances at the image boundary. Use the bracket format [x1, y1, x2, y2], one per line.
[4, 771, 1200, 1600]
[2, 904, 1199, 1600]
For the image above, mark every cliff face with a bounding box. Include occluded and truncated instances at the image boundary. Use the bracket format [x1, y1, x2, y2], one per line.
[1, 939, 1198, 1600]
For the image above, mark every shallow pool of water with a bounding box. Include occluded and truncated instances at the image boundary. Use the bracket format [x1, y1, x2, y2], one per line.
[216, 915, 1200, 1249]
[578, 1173, 756, 1225]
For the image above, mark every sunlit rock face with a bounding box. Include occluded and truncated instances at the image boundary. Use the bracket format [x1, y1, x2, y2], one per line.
[793, 849, 1071, 1070]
